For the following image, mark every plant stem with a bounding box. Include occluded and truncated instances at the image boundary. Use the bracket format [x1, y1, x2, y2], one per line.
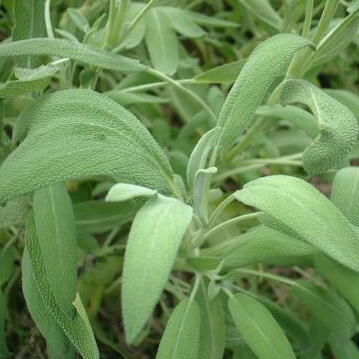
[302, 0, 314, 37]
[146, 67, 217, 125]
[45, 0, 55, 39]
[208, 193, 237, 227]
[202, 212, 260, 243]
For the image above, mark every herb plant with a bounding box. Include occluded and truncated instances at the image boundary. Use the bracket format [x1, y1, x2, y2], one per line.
[1, 0, 359, 358]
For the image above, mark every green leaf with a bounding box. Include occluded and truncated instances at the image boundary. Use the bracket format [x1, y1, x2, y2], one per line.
[0, 89, 176, 203]
[185, 11, 239, 28]
[25, 215, 99, 358]
[256, 104, 319, 138]
[228, 294, 296, 359]
[196, 280, 225, 359]
[0, 197, 29, 228]
[32, 183, 78, 315]
[155, 298, 200, 359]
[290, 281, 356, 342]
[0, 38, 145, 72]
[235, 175, 359, 272]
[106, 91, 168, 106]
[224, 225, 317, 268]
[159, 7, 205, 38]
[309, 7, 359, 68]
[74, 201, 139, 234]
[194, 60, 246, 84]
[12, 0, 46, 68]
[187, 129, 216, 189]
[145, 9, 179, 75]
[106, 183, 157, 202]
[22, 250, 76, 359]
[281, 80, 358, 174]
[215, 34, 312, 152]
[326, 89, 359, 121]
[0, 65, 58, 98]
[122, 195, 193, 343]
[331, 167, 359, 226]
[238, 0, 283, 30]
[330, 339, 359, 359]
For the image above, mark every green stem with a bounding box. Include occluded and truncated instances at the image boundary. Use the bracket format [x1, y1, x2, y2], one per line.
[45, 0, 55, 39]
[202, 212, 260, 243]
[146, 67, 217, 125]
[302, 0, 314, 37]
[207, 193, 237, 227]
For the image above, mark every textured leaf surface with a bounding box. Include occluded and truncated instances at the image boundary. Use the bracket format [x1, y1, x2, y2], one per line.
[122, 195, 193, 342]
[224, 225, 317, 268]
[196, 280, 225, 359]
[25, 215, 99, 359]
[145, 9, 178, 75]
[215, 34, 311, 152]
[0, 89, 175, 203]
[281, 80, 358, 174]
[155, 298, 200, 359]
[0, 197, 29, 228]
[0, 38, 145, 72]
[33, 183, 77, 315]
[228, 294, 296, 359]
[235, 175, 359, 271]
[22, 250, 76, 359]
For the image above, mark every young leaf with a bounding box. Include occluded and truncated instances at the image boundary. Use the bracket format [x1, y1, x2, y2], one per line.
[0, 65, 58, 98]
[122, 195, 193, 343]
[22, 250, 76, 359]
[0, 89, 176, 203]
[145, 9, 179, 75]
[196, 280, 225, 359]
[235, 175, 359, 272]
[224, 225, 317, 268]
[281, 80, 358, 174]
[106, 183, 157, 202]
[25, 215, 99, 359]
[228, 294, 296, 359]
[0, 38, 145, 72]
[155, 298, 200, 359]
[194, 60, 246, 84]
[214, 34, 312, 153]
[32, 183, 78, 315]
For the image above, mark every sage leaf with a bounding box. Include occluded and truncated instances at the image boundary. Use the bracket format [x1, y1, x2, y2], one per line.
[74, 201, 139, 234]
[215, 34, 312, 152]
[159, 7, 205, 38]
[0, 65, 58, 98]
[185, 11, 238, 28]
[25, 215, 99, 359]
[281, 80, 358, 174]
[22, 250, 76, 359]
[12, 0, 46, 68]
[194, 60, 246, 84]
[196, 279, 225, 359]
[106, 183, 157, 202]
[0, 197, 29, 228]
[145, 9, 179, 75]
[0, 89, 175, 203]
[326, 89, 359, 121]
[330, 339, 359, 359]
[155, 298, 200, 359]
[235, 175, 359, 272]
[290, 281, 356, 342]
[228, 293, 296, 359]
[122, 195, 193, 342]
[32, 183, 78, 315]
[0, 38, 145, 72]
[238, 0, 283, 30]
[224, 225, 317, 268]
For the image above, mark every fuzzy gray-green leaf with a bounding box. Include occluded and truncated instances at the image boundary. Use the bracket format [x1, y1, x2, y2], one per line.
[122, 195, 193, 343]
[0, 89, 175, 203]
[281, 80, 358, 174]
